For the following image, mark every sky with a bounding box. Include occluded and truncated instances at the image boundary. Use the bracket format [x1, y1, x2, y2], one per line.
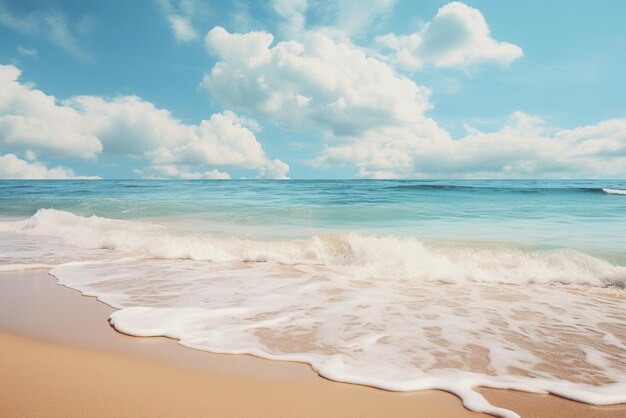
[0, 0, 625, 179]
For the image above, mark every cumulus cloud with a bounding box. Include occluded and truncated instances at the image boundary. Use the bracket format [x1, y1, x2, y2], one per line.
[377, 2, 523, 69]
[319, 112, 626, 178]
[158, 0, 199, 43]
[200, 26, 625, 179]
[0, 64, 288, 179]
[203, 26, 445, 140]
[258, 159, 290, 179]
[0, 153, 99, 179]
[202, 25, 451, 177]
[0, 65, 103, 159]
[0, 3, 92, 61]
[144, 164, 231, 180]
[68, 97, 267, 169]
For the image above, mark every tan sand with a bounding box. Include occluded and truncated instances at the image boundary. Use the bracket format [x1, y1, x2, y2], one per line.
[0, 270, 624, 417]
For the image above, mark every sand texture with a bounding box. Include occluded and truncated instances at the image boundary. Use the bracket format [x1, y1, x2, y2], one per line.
[0, 270, 625, 417]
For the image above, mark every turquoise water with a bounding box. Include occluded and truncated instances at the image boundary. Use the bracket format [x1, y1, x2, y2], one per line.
[1, 179, 625, 255]
[1, 179, 625, 418]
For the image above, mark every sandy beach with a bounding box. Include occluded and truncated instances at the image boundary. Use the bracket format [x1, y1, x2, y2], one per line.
[0, 270, 624, 418]
[2, 0, 626, 414]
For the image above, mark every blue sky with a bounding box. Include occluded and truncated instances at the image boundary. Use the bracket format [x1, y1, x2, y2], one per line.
[0, 0, 625, 179]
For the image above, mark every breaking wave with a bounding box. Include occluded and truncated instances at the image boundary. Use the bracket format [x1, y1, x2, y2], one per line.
[603, 188, 626, 195]
[1, 208, 624, 287]
[2, 209, 626, 417]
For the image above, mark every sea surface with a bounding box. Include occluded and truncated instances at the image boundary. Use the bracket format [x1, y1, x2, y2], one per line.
[1, 179, 625, 417]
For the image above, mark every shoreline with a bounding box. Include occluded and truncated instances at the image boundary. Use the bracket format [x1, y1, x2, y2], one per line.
[1, 270, 625, 417]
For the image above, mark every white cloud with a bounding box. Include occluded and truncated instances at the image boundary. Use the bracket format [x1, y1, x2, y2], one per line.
[0, 4, 91, 61]
[200, 26, 624, 179]
[145, 164, 231, 179]
[0, 153, 99, 179]
[24, 150, 36, 161]
[0, 64, 289, 180]
[158, 0, 199, 43]
[168, 15, 198, 42]
[203, 26, 444, 140]
[0, 65, 103, 159]
[377, 2, 523, 69]
[68, 96, 268, 169]
[258, 159, 290, 179]
[319, 112, 626, 178]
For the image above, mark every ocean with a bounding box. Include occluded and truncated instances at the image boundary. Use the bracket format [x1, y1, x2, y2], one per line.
[1, 179, 625, 417]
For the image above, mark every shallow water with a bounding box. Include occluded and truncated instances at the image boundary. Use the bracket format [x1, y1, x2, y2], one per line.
[1, 180, 625, 417]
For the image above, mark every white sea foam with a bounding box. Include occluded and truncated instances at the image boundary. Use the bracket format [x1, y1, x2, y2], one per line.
[603, 188, 626, 195]
[48, 258, 626, 418]
[2, 209, 626, 417]
[1, 209, 624, 287]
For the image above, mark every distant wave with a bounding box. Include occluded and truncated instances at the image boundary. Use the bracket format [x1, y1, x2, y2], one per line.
[388, 184, 611, 194]
[603, 188, 626, 195]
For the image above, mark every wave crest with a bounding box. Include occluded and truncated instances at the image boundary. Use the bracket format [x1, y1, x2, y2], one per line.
[1, 209, 624, 287]
[603, 188, 626, 195]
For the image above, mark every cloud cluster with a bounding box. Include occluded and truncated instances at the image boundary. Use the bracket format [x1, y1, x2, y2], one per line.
[258, 159, 290, 179]
[319, 112, 626, 178]
[142, 164, 230, 180]
[0, 64, 288, 179]
[377, 2, 523, 69]
[201, 25, 625, 179]
[0, 153, 99, 179]
[0, 65, 102, 159]
[3, 1, 623, 180]
[203, 26, 446, 140]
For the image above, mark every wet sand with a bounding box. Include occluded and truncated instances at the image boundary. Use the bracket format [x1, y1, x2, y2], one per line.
[0, 270, 624, 417]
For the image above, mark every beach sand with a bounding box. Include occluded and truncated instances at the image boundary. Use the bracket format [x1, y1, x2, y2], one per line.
[0, 270, 624, 417]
